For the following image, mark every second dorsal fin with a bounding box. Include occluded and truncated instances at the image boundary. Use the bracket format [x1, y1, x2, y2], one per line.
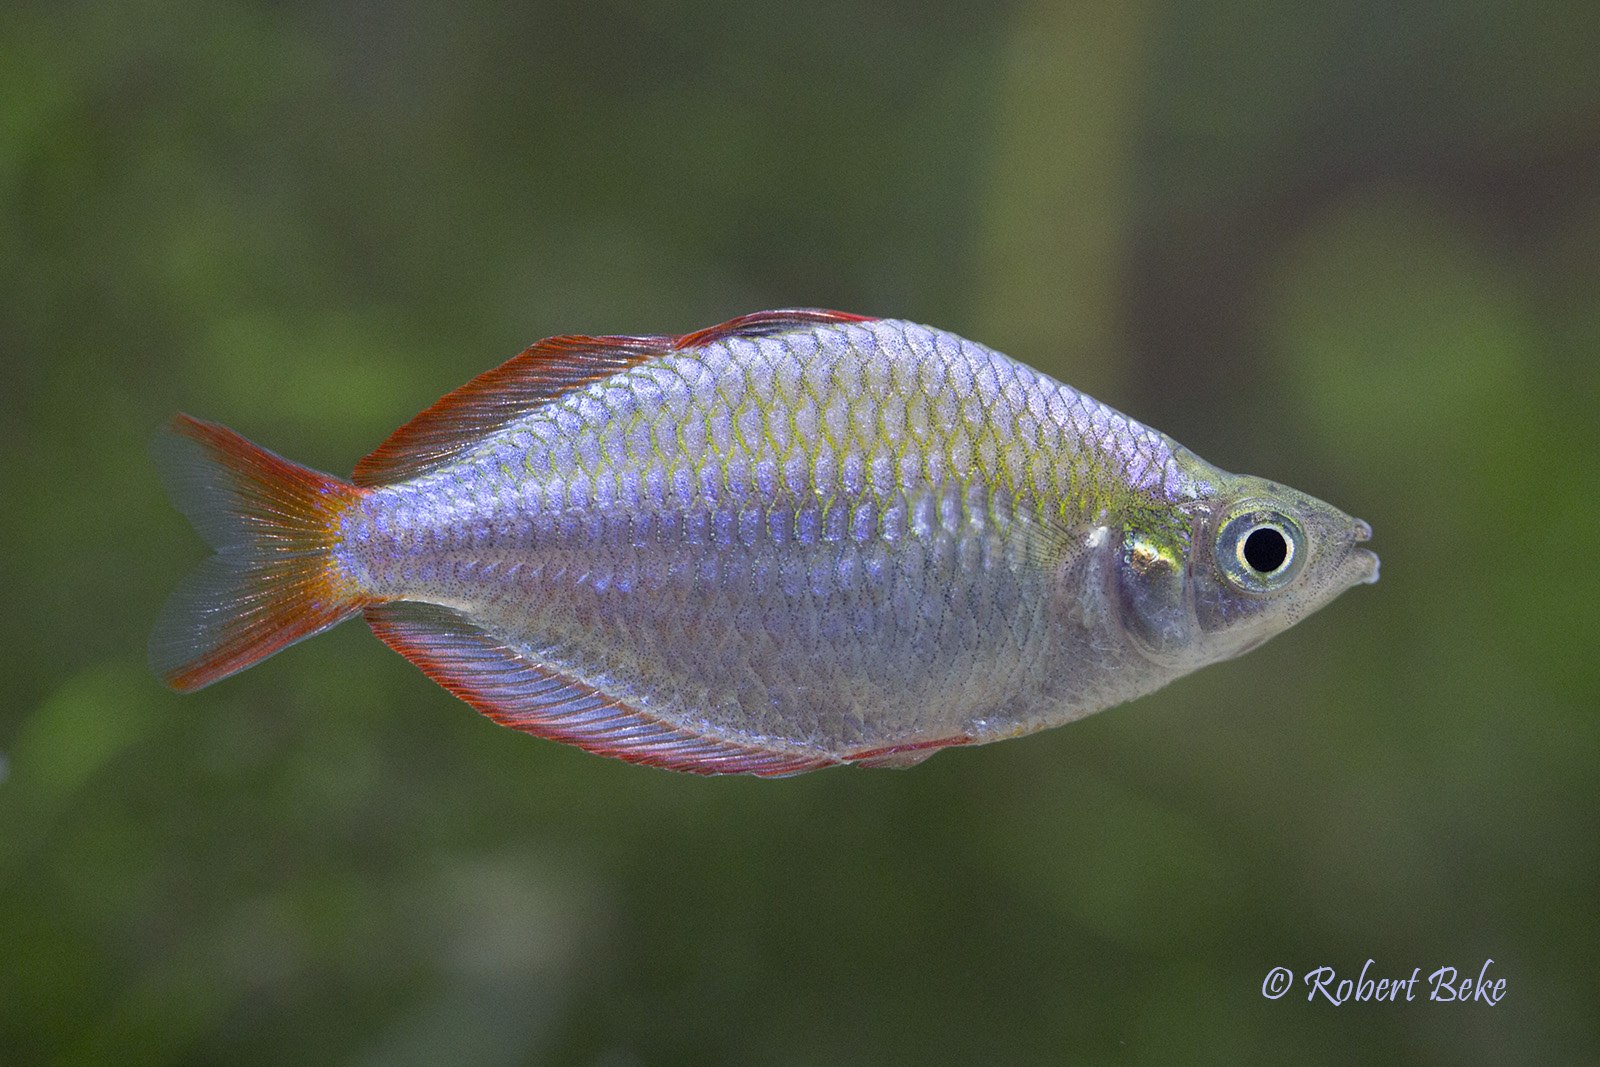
[352, 309, 874, 487]
[352, 333, 669, 486]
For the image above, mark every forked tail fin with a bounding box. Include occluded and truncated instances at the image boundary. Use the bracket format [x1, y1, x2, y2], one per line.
[150, 414, 367, 691]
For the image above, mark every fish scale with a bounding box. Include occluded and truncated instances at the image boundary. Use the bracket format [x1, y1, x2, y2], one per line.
[340, 319, 1185, 755]
[151, 309, 1377, 775]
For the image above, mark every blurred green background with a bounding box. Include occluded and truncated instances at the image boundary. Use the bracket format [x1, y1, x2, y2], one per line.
[4, 0, 1598, 1062]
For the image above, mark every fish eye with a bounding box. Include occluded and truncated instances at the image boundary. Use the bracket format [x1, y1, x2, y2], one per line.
[1216, 508, 1304, 592]
[1241, 526, 1288, 574]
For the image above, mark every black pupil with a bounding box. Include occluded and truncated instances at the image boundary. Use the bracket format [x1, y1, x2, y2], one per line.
[1243, 527, 1288, 573]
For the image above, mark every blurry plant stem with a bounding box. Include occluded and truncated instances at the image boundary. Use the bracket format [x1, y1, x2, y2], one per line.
[975, 0, 1152, 398]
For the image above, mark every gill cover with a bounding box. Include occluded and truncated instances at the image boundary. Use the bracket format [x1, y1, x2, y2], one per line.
[1114, 527, 1197, 667]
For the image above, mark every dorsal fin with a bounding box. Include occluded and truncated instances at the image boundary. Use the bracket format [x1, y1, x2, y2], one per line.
[352, 333, 669, 486]
[352, 309, 875, 487]
[672, 308, 872, 349]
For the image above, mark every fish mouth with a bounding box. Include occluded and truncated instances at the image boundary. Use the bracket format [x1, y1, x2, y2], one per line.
[1348, 519, 1380, 585]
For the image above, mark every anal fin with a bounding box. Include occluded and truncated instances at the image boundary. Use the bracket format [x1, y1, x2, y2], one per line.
[364, 602, 838, 777]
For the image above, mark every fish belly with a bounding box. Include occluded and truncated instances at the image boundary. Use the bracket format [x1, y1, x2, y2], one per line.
[460, 500, 1057, 754]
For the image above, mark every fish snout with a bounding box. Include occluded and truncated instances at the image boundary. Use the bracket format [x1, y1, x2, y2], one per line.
[1349, 519, 1379, 585]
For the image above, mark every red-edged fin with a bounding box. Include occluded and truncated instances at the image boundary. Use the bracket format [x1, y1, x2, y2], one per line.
[151, 415, 367, 692]
[352, 333, 670, 486]
[673, 308, 873, 350]
[848, 737, 972, 769]
[364, 602, 839, 777]
[353, 311, 875, 487]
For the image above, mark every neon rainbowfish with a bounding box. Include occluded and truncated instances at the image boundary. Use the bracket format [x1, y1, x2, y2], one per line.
[152, 310, 1377, 775]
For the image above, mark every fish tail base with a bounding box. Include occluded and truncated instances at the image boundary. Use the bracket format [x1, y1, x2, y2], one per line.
[150, 414, 367, 691]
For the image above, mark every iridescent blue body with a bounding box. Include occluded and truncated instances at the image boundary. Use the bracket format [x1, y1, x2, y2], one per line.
[153, 311, 1377, 774]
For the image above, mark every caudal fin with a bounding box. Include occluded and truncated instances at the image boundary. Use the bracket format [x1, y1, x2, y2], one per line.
[150, 415, 367, 692]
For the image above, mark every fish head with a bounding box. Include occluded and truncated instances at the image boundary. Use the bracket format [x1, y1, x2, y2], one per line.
[1113, 475, 1378, 670]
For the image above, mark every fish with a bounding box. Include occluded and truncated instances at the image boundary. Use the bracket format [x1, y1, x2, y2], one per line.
[151, 309, 1378, 776]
